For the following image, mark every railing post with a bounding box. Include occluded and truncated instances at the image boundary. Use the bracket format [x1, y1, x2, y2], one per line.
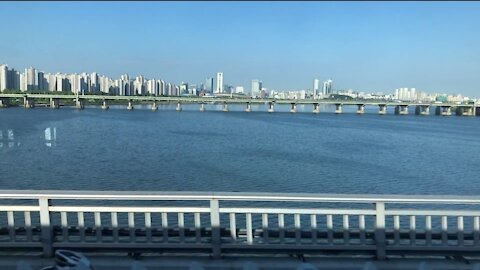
[39, 197, 53, 257]
[210, 199, 221, 258]
[375, 202, 386, 260]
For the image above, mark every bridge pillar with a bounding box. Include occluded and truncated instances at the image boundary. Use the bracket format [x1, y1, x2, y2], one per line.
[222, 102, 229, 112]
[356, 104, 365, 114]
[436, 106, 451, 116]
[378, 104, 387, 115]
[24, 97, 35, 109]
[151, 101, 158, 111]
[75, 99, 85, 110]
[456, 106, 475, 116]
[245, 102, 252, 112]
[268, 102, 274, 113]
[101, 99, 109, 110]
[395, 105, 408, 115]
[334, 103, 342, 114]
[290, 103, 297, 113]
[176, 101, 182, 112]
[313, 103, 320, 114]
[0, 98, 9, 108]
[415, 105, 429, 115]
[49, 98, 60, 109]
[127, 100, 134, 110]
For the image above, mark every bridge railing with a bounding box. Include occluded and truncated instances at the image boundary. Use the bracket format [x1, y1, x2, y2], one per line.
[0, 190, 480, 258]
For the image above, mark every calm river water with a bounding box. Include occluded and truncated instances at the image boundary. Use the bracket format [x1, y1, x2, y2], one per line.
[0, 104, 479, 195]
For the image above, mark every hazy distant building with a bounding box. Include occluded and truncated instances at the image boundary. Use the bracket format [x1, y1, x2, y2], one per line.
[322, 79, 333, 96]
[180, 82, 188, 95]
[395, 87, 418, 101]
[0, 65, 8, 91]
[251, 79, 262, 98]
[26, 67, 37, 91]
[205, 77, 213, 93]
[91, 72, 99, 92]
[313, 78, 320, 98]
[235, 86, 244, 94]
[215, 72, 223, 94]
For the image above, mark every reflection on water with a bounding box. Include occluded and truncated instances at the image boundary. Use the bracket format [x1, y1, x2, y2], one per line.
[0, 127, 57, 148]
[0, 129, 19, 148]
[45, 127, 57, 147]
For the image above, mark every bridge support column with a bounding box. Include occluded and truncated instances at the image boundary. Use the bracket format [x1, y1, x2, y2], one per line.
[48, 98, 59, 109]
[268, 102, 274, 113]
[75, 99, 84, 110]
[436, 106, 451, 116]
[127, 100, 134, 110]
[313, 103, 320, 114]
[456, 106, 475, 116]
[24, 97, 35, 109]
[245, 102, 251, 112]
[356, 104, 365, 114]
[415, 105, 429, 115]
[335, 103, 342, 114]
[222, 102, 229, 112]
[101, 100, 109, 110]
[378, 104, 387, 115]
[0, 98, 9, 108]
[395, 105, 408, 115]
[200, 103, 206, 112]
[151, 101, 158, 111]
[290, 103, 297, 113]
[176, 102, 182, 112]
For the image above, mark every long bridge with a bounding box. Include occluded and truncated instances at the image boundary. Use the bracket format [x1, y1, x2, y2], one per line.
[0, 93, 478, 116]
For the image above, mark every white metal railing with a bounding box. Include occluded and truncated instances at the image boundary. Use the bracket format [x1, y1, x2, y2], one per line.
[0, 190, 480, 259]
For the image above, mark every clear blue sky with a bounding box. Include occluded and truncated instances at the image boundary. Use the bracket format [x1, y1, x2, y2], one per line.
[1, 1, 479, 95]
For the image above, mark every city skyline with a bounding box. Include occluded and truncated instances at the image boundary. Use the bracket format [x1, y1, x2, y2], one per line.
[0, 2, 479, 95]
[0, 62, 475, 102]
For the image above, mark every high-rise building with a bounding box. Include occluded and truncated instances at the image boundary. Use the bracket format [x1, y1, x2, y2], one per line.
[91, 72, 99, 93]
[8, 69, 20, 90]
[313, 79, 320, 98]
[251, 79, 262, 98]
[180, 82, 188, 95]
[37, 71, 45, 91]
[235, 86, 244, 94]
[0, 65, 8, 91]
[394, 87, 418, 101]
[26, 67, 37, 91]
[205, 77, 213, 93]
[159, 80, 166, 96]
[322, 79, 333, 96]
[134, 75, 145, 95]
[215, 72, 223, 94]
[55, 74, 65, 92]
[20, 73, 26, 91]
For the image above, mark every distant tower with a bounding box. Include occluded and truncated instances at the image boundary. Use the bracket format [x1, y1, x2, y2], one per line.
[0, 65, 8, 91]
[322, 79, 333, 96]
[205, 77, 213, 93]
[251, 79, 262, 98]
[313, 78, 320, 98]
[26, 67, 37, 91]
[215, 72, 223, 94]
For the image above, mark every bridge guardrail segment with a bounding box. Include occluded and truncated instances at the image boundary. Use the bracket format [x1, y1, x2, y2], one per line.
[0, 191, 480, 258]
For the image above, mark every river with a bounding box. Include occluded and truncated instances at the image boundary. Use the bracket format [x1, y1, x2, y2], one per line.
[0, 104, 478, 195]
